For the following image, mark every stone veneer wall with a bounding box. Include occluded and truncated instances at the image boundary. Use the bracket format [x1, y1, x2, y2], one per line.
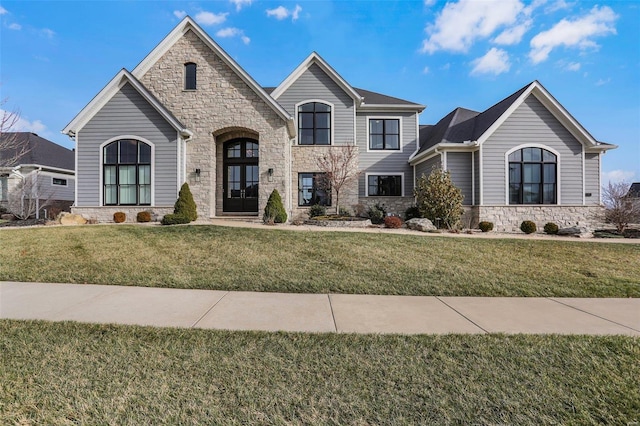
[72, 206, 174, 223]
[477, 205, 605, 232]
[357, 197, 415, 218]
[139, 29, 290, 219]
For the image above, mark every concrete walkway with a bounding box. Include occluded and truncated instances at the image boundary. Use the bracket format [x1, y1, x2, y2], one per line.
[1, 281, 638, 335]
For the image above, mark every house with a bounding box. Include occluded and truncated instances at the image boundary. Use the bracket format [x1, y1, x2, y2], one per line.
[63, 17, 614, 230]
[410, 81, 616, 231]
[0, 132, 75, 218]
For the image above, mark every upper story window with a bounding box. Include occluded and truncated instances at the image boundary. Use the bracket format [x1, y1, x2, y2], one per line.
[184, 62, 197, 90]
[298, 102, 331, 145]
[369, 119, 399, 150]
[508, 147, 557, 204]
[103, 139, 151, 206]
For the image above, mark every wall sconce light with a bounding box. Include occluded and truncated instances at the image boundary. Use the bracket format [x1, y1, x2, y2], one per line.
[268, 168, 274, 182]
[195, 168, 201, 182]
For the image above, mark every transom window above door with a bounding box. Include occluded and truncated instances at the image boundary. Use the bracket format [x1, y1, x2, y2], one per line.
[298, 102, 331, 145]
[369, 119, 399, 150]
[508, 147, 557, 205]
[226, 140, 259, 159]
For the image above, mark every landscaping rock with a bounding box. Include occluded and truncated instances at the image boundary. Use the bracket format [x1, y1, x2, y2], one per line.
[406, 218, 436, 232]
[557, 226, 589, 237]
[59, 212, 88, 226]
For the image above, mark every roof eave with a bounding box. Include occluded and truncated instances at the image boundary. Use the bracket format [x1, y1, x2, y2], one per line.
[409, 142, 476, 165]
[358, 104, 426, 112]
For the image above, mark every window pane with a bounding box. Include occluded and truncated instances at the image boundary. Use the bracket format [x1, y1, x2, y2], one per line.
[509, 184, 521, 204]
[543, 183, 556, 204]
[104, 166, 117, 185]
[370, 120, 383, 134]
[185, 63, 196, 90]
[508, 150, 521, 162]
[368, 176, 378, 196]
[542, 149, 556, 162]
[104, 185, 117, 205]
[314, 103, 331, 112]
[119, 165, 137, 185]
[523, 164, 541, 183]
[299, 103, 315, 112]
[139, 143, 151, 164]
[227, 142, 241, 158]
[315, 129, 330, 145]
[543, 164, 556, 184]
[385, 135, 399, 150]
[299, 112, 314, 129]
[509, 163, 521, 183]
[104, 143, 118, 164]
[385, 119, 399, 134]
[523, 147, 542, 162]
[299, 129, 314, 145]
[523, 183, 540, 204]
[120, 185, 137, 204]
[139, 165, 151, 185]
[316, 112, 330, 129]
[119, 140, 138, 164]
[246, 142, 259, 158]
[139, 185, 151, 205]
[299, 173, 313, 206]
[370, 135, 384, 150]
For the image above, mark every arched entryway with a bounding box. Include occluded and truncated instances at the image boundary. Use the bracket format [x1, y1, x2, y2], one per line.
[222, 138, 259, 213]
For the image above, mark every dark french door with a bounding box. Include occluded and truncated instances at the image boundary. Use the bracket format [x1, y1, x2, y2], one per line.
[223, 139, 259, 213]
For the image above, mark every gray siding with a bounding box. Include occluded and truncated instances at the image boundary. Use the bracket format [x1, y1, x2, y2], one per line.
[482, 95, 584, 205]
[78, 83, 178, 206]
[584, 153, 600, 205]
[473, 150, 479, 205]
[357, 111, 418, 197]
[415, 155, 441, 182]
[44, 175, 75, 202]
[446, 152, 472, 206]
[276, 63, 354, 145]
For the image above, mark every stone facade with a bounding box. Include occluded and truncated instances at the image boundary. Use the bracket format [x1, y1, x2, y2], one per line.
[72, 206, 174, 223]
[357, 196, 415, 218]
[138, 30, 290, 219]
[476, 205, 605, 232]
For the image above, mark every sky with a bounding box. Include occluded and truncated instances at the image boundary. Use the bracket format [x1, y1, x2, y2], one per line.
[1, 0, 638, 184]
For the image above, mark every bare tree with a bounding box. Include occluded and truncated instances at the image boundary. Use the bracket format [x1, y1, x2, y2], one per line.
[7, 172, 54, 219]
[315, 144, 360, 215]
[0, 98, 29, 167]
[602, 181, 640, 233]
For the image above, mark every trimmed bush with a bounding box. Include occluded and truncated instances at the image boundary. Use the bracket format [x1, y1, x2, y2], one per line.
[161, 213, 190, 225]
[384, 216, 403, 229]
[338, 206, 352, 217]
[174, 183, 197, 222]
[544, 222, 559, 235]
[404, 206, 421, 221]
[366, 203, 386, 225]
[478, 221, 494, 232]
[308, 204, 327, 218]
[263, 189, 288, 223]
[136, 211, 151, 223]
[113, 212, 126, 223]
[414, 167, 464, 229]
[520, 220, 537, 234]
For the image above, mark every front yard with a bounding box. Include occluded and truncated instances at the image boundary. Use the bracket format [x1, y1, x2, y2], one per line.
[1, 224, 638, 297]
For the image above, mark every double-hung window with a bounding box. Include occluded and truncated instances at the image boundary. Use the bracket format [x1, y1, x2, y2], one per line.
[298, 102, 331, 145]
[367, 175, 402, 196]
[298, 173, 331, 206]
[369, 119, 399, 150]
[508, 147, 557, 204]
[103, 139, 151, 206]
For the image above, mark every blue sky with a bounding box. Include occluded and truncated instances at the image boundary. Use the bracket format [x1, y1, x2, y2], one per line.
[1, 0, 638, 184]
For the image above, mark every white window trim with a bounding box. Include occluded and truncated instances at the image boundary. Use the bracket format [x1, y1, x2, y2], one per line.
[366, 116, 403, 153]
[99, 135, 155, 207]
[51, 177, 68, 187]
[294, 99, 335, 146]
[504, 143, 561, 206]
[365, 172, 405, 197]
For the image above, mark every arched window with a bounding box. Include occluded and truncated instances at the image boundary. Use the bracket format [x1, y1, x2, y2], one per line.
[184, 62, 197, 90]
[103, 139, 151, 206]
[508, 147, 557, 204]
[298, 102, 331, 145]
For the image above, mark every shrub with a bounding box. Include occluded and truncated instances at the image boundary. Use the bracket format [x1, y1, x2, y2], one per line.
[263, 189, 287, 223]
[161, 213, 190, 225]
[366, 203, 386, 224]
[338, 206, 352, 217]
[544, 222, 559, 235]
[520, 220, 537, 234]
[414, 167, 464, 229]
[308, 204, 327, 218]
[113, 212, 126, 223]
[174, 183, 197, 222]
[478, 221, 494, 232]
[404, 206, 421, 221]
[136, 211, 152, 223]
[384, 216, 403, 229]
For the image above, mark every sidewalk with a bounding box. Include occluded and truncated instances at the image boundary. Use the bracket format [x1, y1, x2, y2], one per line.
[2, 281, 638, 335]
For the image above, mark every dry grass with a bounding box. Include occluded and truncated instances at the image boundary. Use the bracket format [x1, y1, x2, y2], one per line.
[0, 224, 638, 296]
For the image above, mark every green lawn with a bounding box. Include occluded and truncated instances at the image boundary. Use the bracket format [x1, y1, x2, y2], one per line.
[1, 320, 638, 424]
[1, 224, 639, 297]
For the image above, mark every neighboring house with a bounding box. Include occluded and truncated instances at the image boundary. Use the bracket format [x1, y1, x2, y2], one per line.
[62, 17, 615, 230]
[0, 132, 75, 218]
[627, 183, 640, 198]
[409, 81, 616, 230]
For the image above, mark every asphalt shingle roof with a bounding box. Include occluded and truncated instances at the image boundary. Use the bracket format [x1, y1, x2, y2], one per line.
[263, 86, 422, 107]
[0, 132, 74, 171]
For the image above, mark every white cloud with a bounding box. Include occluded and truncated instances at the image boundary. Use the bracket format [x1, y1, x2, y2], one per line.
[41, 28, 55, 38]
[173, 10, 187, 19]
[471, 48, 511, 76]
[565, 61, 581, 71]
[230, 0, 252, 11]
[424, 0, 436, 6]
[0, 6, 7, 15]
[602, 170, 635, 184]
[545, 0, 574, 13]
[529, 6, 617, 64]
[422, 66, 430, 74]
[596, 77, 611, 86]
[421, 0, 525, 53]
[215, 27, 251, 44]
[195, 11, 228, 26]
[493, 20, 531, 45]
[441, 63, 451, 70]
[266, 4, 302, 21]
[8, 23, 21, 30]
[1, 110, 48, 134]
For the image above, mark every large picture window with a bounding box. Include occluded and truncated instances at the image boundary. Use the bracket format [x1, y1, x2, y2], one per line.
[508, 147, 556, 204]
[103, 139, 151, 206]
[298, 173, 331, 206]
[369, 119, 400, 150]
[298, 102, 331, 145]
[367, 175, 402, 196]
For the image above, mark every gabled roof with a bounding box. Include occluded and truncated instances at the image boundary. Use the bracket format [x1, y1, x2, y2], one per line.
[62, 69, 191, 137]
[0, 132, 74, 171]
[270, 52, 363, 103]
[410, 80, 616, 165]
